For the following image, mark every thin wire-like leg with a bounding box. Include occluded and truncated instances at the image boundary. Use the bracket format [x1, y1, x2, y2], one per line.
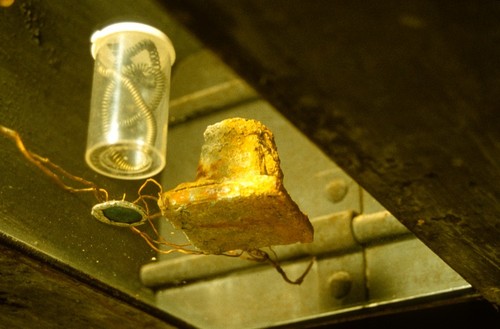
[0, 125, 108, 202]
[245, 248, 315, 285]
[130, 179, 199, 253]
[129, 226, 203, 255]
[133, 178, 163, 211]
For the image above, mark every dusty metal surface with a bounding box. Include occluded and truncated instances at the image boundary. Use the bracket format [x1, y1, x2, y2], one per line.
[141, 211, 361, 287]
[160, 0, 500, 304]
[150, 209, 470, 328]
[140, 210, 441, 289]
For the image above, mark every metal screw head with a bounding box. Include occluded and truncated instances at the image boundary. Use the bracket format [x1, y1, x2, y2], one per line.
[329, 271, 352, 299]
[325, 179, 349, 203]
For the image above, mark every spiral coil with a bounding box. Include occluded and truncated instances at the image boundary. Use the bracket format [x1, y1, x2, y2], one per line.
[96, 39, 166, 173]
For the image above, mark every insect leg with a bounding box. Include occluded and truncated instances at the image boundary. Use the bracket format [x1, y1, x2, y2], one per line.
[245, 248, 315, 285]
[0, 125, 108, 202]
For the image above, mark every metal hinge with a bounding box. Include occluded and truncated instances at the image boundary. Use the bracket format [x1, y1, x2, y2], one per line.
[140, 210, 469, 328]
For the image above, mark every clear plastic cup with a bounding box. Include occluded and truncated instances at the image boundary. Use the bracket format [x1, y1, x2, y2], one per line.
[86, 22, 175, 179]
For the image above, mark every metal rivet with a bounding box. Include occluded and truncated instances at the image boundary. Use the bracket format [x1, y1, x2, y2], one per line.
[325, 179, 348, 203]
[329, 271, 352, 299]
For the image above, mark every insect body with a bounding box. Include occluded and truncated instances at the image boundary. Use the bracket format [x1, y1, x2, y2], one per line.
[92, 200, 147, 226]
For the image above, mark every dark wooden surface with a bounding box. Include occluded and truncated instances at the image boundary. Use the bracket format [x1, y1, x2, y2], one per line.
[0, 239, 187, 329]
[160, 0, 500, 304]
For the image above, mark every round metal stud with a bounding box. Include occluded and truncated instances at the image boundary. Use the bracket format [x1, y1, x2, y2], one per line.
[329, 271, 352, 299]
[325, 179, 349, 203]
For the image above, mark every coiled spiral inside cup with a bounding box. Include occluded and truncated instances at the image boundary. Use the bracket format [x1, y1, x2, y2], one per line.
[94, 39, 166, 175]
